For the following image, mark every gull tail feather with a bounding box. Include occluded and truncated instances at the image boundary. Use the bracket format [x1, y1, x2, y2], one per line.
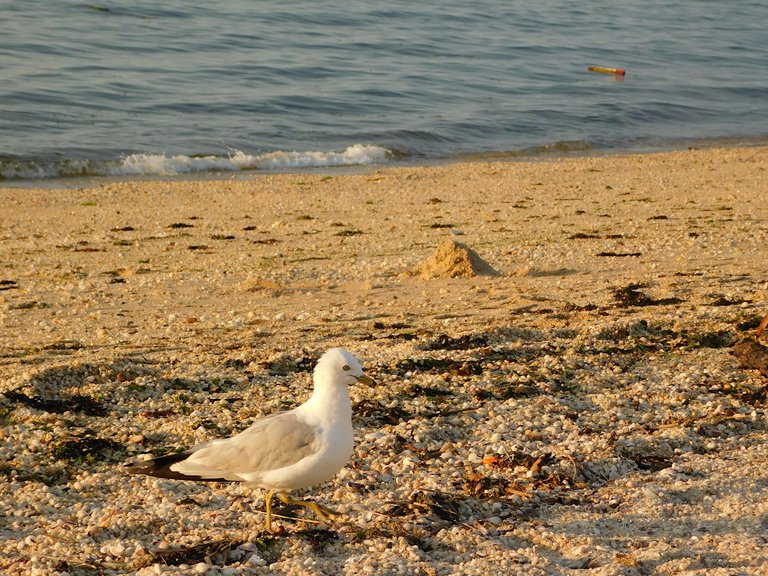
[125, 450, 232, 483]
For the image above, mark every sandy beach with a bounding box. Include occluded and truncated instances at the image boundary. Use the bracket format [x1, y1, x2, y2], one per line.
[1, 146, 767, 575]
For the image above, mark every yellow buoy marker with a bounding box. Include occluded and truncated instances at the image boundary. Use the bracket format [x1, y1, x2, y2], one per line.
[588, 66, 626, 76]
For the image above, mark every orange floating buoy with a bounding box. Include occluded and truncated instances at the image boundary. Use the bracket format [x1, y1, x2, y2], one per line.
[588, 66, 626, 76]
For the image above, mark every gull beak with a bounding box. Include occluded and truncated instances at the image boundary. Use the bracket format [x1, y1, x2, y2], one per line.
[354, 374, 376, 386]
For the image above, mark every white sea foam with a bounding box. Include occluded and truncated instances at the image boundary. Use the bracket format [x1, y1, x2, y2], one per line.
[0, 145, 392, 180]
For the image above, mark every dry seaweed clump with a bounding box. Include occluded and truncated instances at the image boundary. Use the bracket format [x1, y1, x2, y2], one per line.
[410, 239, 499, 279]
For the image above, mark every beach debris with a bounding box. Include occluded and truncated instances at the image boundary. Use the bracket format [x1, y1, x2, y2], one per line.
[73, 242, 105, 253]
[8, 300, 49, 310]
[733, 339, 768, 379]
[683, 330, 733, 349]
[409, 239, 499, 279]
[613, 284, 683, 307]
[4, 389, 106, 416]
[463, 470, 518, 499]
[334, 229, 363, 237]
[597, 251, 642, 257]
[259, 352, 320, 376]
[482, 451, 555, 473]
[708, 295, 748, 306]
[514, 266, 575, 278]
[381, 490, 461, 521]
[588, 66, 626, 76]
[52, 436, 125, 464]
[355, 399, 412, 425]
[757, 313, 768, 339]
[402, 383, 454, 400]
[392, 357, 484, 377]
[467, 449, 577, 499]
[146, 538, 248, 567]
[409, 490, 460, 521]
[420, 333, 489, 351]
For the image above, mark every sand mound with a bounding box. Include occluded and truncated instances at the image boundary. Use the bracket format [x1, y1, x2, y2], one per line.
[235, 277, 284, 296]
[411, 239, 499, 279]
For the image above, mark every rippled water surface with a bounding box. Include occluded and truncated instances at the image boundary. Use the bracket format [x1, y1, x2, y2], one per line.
[1, 0, 767, 178]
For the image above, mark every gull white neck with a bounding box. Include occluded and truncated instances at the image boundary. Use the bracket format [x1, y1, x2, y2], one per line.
[303, 379, 352, 422]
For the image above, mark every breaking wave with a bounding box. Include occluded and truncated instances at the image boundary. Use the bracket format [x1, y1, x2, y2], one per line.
[0, 145, 392, 181]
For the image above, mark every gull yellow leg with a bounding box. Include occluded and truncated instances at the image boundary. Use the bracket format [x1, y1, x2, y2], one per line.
[264, 489, 276, 532]
[276, 492, 342, 523]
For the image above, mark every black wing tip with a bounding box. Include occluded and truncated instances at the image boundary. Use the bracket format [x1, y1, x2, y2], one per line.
[124, 451, 231, 483]
[124, 450, 190, 479]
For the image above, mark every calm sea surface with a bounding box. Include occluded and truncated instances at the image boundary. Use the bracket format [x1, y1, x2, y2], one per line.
[1, 0, 767, 179]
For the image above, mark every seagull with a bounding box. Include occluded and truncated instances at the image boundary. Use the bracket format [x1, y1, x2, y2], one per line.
[126, 347, 374, 532]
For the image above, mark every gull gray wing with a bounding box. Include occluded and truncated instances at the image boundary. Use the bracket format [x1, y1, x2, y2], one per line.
[169, 410, 322, 480]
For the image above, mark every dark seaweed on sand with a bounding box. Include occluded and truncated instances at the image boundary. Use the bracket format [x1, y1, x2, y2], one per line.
[52, 436, 125, 464]
[3, 390, 106, 416]
[613, 284, 683, 307]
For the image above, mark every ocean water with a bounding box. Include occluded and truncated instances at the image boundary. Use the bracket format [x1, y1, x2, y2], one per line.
[1, 0, 767, 180]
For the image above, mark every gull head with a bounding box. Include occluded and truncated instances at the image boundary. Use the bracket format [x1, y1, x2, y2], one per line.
[314, 347, 375, 389]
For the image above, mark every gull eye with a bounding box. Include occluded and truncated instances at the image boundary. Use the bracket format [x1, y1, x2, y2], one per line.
[343, 365, 351, 371]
